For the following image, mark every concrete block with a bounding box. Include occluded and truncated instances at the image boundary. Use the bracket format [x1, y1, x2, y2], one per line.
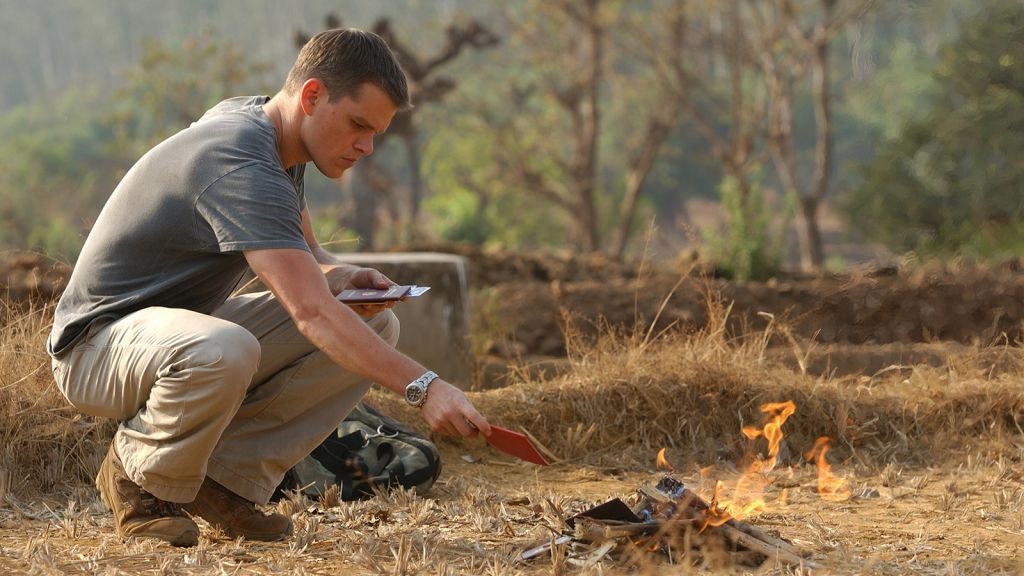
[334, 252, 473, 388]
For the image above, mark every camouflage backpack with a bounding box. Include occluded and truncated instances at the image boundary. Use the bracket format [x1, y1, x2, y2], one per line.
[274, 402, 442, 501]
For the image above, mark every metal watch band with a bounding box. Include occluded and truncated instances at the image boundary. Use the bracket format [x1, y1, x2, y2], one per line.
[405, 370, 439, 407]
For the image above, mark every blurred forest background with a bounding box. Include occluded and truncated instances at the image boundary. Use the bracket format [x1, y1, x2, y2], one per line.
[0, 0, 1020, 280]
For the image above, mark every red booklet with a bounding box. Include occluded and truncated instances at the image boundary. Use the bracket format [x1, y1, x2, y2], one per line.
[486, 425, 550, 465]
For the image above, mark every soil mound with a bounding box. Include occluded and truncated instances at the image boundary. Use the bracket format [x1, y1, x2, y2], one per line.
[0, 251, 70, 304]
[8, 246, 1024, 356]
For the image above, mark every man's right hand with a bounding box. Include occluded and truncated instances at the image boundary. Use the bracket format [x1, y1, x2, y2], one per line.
[419, 379, 491, 438]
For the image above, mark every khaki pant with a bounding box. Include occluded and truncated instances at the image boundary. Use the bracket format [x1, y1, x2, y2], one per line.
[51, 284, 399, 505]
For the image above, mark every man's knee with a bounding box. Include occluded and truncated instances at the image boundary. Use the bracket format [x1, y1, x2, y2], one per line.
[370, 309, 400, 347]
[193, 323, 261, 390]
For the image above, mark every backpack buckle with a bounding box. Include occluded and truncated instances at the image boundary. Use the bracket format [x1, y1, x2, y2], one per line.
[361, 425, 400, 447]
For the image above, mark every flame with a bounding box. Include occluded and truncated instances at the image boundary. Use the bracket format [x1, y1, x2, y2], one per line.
[650, 401, 850, 531]
[656, 448, 674, 471]
[703, 401, 796, 523]
[708, 401, 794, 518]
[804, 436, 851, 501]
[740, 401, 796, 471]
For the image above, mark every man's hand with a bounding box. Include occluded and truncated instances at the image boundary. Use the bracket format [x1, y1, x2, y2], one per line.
[347, 267, 393, 290]
[419, 379, 492, 438]
[341, 266, 401, 317]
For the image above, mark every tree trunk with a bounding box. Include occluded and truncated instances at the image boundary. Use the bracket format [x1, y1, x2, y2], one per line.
[804, 0, 835, 270]
[350, 165, 377, 251]
[404, 132, 424, 243]
[798, 196, 824, 270]
[613, 115, 675, 260]
[578, 0, 603, 253]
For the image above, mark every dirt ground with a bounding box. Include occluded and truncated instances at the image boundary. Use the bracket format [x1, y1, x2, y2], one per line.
[2, 439, 1023, 575]
[2, 249, 1024, 574]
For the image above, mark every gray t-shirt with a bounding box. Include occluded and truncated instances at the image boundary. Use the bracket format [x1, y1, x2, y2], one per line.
[47, 96, 309, 357]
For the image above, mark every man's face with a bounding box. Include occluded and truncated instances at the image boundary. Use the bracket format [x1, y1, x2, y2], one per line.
[300, 82, 397, 179]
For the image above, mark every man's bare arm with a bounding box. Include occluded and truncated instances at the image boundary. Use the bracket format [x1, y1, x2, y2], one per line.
[300, 207, 358, 269]
[298, 207, 396, 316]
[244, 247, 490, 438]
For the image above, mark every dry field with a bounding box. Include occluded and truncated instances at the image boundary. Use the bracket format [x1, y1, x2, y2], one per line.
[2, 279, 1024, 574]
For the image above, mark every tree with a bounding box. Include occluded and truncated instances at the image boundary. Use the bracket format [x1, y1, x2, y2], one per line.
[630, 1, 788, 277]
[466, 0, 608, 253]
[295, 14, 500, 250]
[841, 0, 1024, 258]
[759, 0, 874, 271]
[108, 32, 270, 160]
[0, 33, 267, 259]
[641, 0, 870, 273]
[473, 0, 683, 255]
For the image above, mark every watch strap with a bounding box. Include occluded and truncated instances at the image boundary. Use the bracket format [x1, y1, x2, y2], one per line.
[406, 370, 439, 407]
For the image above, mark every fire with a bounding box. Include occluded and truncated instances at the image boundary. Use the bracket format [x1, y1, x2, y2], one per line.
[656, 448, 673, 471]
[804, 436, 852, 501]
[652, 400, 850, 529]
[705, 401, 797, 523]
[703, 480, 732, 528]
[740, 401, 796, 472]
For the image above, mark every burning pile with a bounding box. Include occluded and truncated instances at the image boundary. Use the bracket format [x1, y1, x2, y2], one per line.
[518, 401, 849, 570]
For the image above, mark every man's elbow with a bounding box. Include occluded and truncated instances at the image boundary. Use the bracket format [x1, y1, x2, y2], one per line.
[289, 299, 343, 338]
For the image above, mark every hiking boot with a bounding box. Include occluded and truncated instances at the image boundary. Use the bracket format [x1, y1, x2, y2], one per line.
[184, 477, 293, 541]
[96, 443, 199, 547]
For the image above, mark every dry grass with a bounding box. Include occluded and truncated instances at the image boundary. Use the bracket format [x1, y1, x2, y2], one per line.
[0, 301, 114, 504]
[446, 294, 1024, 472]
[1, 291, 1023, 574]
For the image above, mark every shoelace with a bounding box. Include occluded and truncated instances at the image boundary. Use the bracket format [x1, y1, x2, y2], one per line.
[211, 482, 261, 514]
[139, 490, 186, 517]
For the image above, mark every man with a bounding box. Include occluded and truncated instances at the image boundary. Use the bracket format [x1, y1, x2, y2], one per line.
[47, 28, 491, 547]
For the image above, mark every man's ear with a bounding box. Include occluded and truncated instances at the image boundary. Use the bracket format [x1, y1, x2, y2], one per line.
[299, 78, 327, 116]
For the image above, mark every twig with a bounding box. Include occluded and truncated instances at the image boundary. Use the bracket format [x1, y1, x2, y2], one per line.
[717, 522, 820, 569]
[519, 428, 560, 464]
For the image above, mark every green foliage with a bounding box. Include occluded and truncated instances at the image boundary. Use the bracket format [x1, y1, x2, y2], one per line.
[311, 211, 362, 252]
[0, 33, 267, 260]
[702, 174, 790, 282]
[841, 1, 1024, 258]
[421, 96, 568, 250]
[841, 40, 938, 142]
[0, 87, 118, 258]
[107, 32, 271, 159]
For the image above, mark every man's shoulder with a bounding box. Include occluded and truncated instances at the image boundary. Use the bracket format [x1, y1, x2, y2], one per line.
[197, 96, 271, 123]
[165, 96, 279, 172]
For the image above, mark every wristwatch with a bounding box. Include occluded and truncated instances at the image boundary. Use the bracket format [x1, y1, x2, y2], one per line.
[404, 371, 439, 408]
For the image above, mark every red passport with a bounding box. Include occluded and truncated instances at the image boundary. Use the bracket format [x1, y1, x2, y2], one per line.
[486, 425, 550, 465]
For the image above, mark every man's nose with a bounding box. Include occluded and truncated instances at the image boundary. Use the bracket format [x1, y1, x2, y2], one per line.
[355, 135, 374, 156]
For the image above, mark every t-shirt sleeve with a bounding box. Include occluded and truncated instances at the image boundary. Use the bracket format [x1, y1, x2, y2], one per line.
[289, 164, 307, 211]
[196, 163, 311, 253]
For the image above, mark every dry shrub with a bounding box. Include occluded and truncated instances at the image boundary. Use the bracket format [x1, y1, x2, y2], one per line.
[5, 283, 1024, 501]
[460, 293, 1024, 469]
[0, 301, 113, 500]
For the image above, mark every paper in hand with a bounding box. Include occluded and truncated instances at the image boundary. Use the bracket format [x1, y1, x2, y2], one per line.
[486, 425, 550, 465]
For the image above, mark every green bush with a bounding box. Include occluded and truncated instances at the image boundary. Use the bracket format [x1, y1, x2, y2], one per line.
[702, 174, 790, 282]
[841, 1, 1024, 257]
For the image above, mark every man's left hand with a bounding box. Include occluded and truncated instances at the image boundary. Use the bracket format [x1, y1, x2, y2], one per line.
[344, 266, 401, 317]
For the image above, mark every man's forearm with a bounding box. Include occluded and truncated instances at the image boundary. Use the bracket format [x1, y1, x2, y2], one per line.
[296, 298, 426, 395]
[311, 245, 353, 269]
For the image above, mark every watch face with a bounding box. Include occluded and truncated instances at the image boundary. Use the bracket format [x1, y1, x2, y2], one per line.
[405, 384, 425, 406]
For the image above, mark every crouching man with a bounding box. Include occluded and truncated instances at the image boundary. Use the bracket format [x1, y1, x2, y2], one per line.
[47, 28, 490, 547]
